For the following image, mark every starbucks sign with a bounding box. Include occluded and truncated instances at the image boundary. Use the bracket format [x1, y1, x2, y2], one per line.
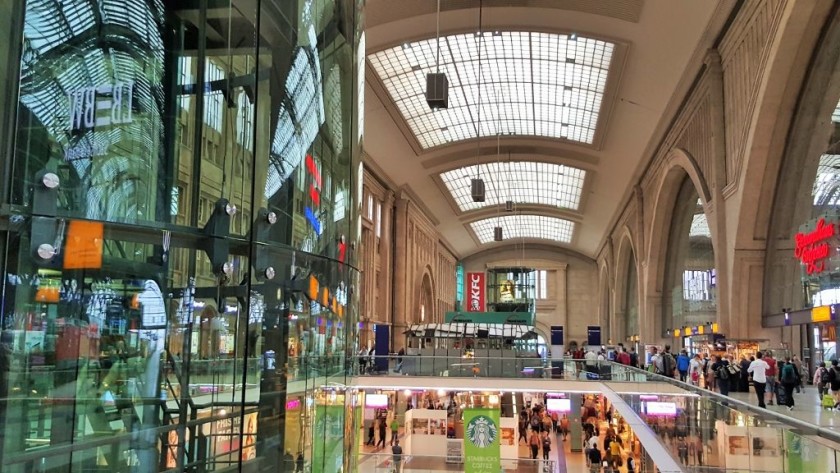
[466, 415, 498, 448]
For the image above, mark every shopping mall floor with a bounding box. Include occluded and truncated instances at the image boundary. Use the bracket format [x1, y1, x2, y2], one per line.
[357, 420, 632, 473]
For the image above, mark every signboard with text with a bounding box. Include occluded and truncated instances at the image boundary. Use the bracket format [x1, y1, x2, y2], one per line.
[463, 408, 500, 473]
[795, 216, 840, 277]
[466, 272, 485, 312]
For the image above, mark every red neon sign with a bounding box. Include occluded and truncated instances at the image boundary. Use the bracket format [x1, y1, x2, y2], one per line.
[795, 218, 836, 275]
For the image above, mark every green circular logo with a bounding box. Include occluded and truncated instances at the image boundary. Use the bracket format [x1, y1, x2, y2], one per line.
[466, 415, 498, 448]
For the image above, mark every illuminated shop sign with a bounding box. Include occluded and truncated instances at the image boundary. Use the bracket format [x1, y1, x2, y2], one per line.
[466, 272, 485, 312]
[794, 217, 837, 275]
[304, 154, 323, 235]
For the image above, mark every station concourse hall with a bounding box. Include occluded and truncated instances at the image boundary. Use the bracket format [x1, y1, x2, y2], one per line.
[3, 0, 840, 472]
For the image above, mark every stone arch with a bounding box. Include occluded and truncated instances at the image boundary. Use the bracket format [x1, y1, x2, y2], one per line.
[416, 265, 436, 323]
[598, 263, 611, 343]
[645, 148, 714, 341]
[613, 227, 640, 343]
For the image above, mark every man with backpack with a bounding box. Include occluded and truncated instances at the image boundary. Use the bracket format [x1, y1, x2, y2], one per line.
[780, 357, 798, 410]
[712, 355, 730, 396]
[814, 361, 829, 400]
[829, 359, 840, 409]
[657, 345, 677, 378]
[676, 350, 691, 382]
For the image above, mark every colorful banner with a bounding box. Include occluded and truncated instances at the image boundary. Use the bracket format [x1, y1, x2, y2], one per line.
[463, 408, 500, 473]
[466, 272, 485, 312]
[312, 405, 344, 473]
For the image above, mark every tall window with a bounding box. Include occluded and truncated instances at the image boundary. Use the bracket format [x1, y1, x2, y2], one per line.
[535, 270, 549, 299]
[203, 61, 224, 131]
[663, 179, 716, 334]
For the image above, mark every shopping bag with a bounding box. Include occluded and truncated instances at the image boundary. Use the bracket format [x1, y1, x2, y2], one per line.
[823, 394, 835, 409]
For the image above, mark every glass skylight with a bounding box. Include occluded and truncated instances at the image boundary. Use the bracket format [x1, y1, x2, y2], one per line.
[368, 31, 614, 148]
[470, 215, 575, 244]
[689, 214, 711, 238]
[440, 161, 585, 212]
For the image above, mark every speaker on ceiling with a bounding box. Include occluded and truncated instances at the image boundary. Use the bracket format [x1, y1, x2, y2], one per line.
[494, 226, 503, 241]
[471, 178, 485, 202]
[426, 73, 449, 110]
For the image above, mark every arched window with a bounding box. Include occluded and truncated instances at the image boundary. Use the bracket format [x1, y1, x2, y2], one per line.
[625, 250, 639, 339]
[663, 178, 716, 333]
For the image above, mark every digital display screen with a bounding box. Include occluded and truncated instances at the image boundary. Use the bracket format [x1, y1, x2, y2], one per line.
[546, 398, 571, 412]
[365, 394, 389, 408]
[645, 401, 677, 416]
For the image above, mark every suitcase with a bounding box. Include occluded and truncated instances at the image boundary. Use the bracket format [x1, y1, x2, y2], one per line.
[775, 384, 787, 406]
[823, 394, 835, 409]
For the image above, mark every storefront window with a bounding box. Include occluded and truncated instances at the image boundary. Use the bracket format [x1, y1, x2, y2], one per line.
[663, 179, 716, 334]
[0, 1, 363, 472]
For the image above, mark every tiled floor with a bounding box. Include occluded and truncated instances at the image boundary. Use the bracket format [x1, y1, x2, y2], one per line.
[725, 386, 840, 437]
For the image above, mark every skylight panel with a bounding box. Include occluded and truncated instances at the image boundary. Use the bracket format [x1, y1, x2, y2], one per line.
[440, 162, 586, 212]
[471, 215, 575, 244]
[689, 213, 711, 238]
[369, 31, 614, 148]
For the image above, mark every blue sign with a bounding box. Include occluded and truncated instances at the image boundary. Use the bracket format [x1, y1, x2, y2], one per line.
[304, 206, 322, 235]
[550, 325, 564, 345]
[587, 326, 601, 346]
[456, 263, 465, 305]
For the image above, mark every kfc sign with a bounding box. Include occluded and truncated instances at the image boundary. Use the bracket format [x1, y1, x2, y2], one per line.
[795, 217, 837, 275]
[466, 272, 485, 312]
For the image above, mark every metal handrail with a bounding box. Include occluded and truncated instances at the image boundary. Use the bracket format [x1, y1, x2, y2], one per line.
[620, 363, 840, 446]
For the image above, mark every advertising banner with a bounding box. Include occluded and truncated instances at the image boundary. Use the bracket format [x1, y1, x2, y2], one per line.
[463, 408, 500, 473]
[466, 272, 485, 312]
[312, 405, 344, 473]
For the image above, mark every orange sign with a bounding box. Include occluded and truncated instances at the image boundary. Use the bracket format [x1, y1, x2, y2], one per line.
[63, 220, 104, 269]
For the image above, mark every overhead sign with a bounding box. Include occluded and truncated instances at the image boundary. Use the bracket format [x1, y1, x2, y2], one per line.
[795, 217, 837, 275]
[587, 326, 601, 346]
[466, 272, 485, 312]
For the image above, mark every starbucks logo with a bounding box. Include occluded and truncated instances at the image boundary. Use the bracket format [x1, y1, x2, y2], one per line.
[466, 415, 497, 448]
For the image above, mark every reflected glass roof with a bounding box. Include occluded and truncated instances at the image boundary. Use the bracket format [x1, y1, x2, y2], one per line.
[368, 31, 614, 149]
[440, 161, 586, 212]
[471, 215, 574, 244]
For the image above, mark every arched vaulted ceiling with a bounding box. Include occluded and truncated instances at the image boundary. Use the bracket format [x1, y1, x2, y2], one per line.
[363, 0, 736, 259]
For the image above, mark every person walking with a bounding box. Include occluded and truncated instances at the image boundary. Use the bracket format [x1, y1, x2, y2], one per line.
[689, 354, 703, 386]
[677, 350, 690, 382]
[391, 440, 403, 472]
[815, 362, 829, 400]
[780, 357, 797, 411]
[829, 359, 840, 408]
[677, 437, 689, 464]
[748, 352, 770, 408]
[295, 452, 304, 473]
[626, 455, 637, 473]
[629, 346, 639, 368]
[559, 414, 570, 441]
[712, 355, 730, 396]
[739, 355, 751, 392]
[541, 432, 552, 460]
[657, 345, 677, 378]
[792, 355, 803, 393]
[390, 417, 400, 446]
[377, 419, 387, 449]
[529, 430, 541, 459]
[764, 351, 778, 405]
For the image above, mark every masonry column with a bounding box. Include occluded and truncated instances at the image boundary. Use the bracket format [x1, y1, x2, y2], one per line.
[380, 190, 395, 330]
[392, 197, 410, 351]
[556, 264, 568, 340]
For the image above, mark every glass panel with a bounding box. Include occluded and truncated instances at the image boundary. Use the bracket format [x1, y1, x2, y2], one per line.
[368, 31, 614, 148]
[470, 215, 575, 244]
[0, 1, 363, 473]
[440, 161, 586, 212]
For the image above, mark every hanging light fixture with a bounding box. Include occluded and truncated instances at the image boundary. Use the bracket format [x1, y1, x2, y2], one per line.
[504, 152, 514, 211]
[426, 0, 449, 110]
[494, 226, 503, 241]
[471, 0, 485, 203]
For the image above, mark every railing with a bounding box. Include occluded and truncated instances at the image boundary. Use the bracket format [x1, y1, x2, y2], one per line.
[620, 365, 840, 472]
[356, 355, 648, 380]
[357, 453, 555, 472]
